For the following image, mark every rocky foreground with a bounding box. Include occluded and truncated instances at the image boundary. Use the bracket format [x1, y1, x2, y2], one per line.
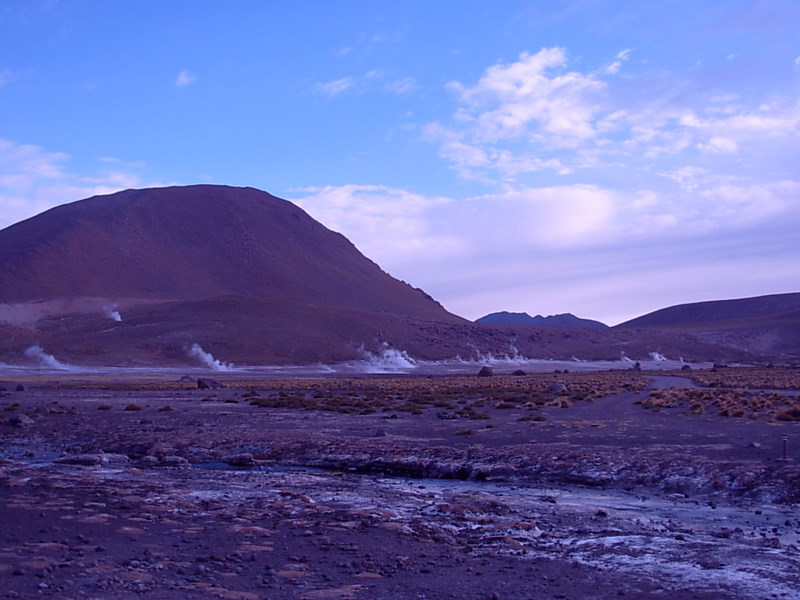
[1, 369, 800, 599]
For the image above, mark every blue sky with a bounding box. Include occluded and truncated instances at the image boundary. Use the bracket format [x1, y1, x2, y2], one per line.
[1, 1, 799, 325]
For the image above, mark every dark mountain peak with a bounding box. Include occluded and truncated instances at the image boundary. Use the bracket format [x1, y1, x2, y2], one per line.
[476, 311, 608, 330]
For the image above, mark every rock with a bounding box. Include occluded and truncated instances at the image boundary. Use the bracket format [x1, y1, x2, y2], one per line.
[197, 378, 223, 390]
[178, 375, 195, 382]
[511, 370, 526, 376]
[15, 384, 25, 391]
[680, 364, 691, 371]
[9, 414, 34, 427]
[137, 455, 160, 468]
[160, 455, 189, 467]
[548, 383, 567, 393]
[54, 453, 104, 466]
[632, 361, 641, 371]
[103, 453, 132, 465]
[224, 453, 256, 467]
[477, 367, 493, 378]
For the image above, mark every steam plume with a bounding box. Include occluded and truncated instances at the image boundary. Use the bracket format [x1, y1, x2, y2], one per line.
[103, 304, 122, 322]
[187, 343, 233, 371]
[24, 345, 71, 370]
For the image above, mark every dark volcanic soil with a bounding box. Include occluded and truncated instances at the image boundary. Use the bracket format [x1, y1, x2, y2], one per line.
[1, 369, 800, 599]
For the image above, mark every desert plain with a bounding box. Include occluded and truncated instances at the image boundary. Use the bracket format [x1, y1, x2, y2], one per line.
[2, 366, 800, 600]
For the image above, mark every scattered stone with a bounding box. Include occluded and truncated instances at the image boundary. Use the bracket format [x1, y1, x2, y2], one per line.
[9, 413, 34, 427]
[54, 453, 104, 466]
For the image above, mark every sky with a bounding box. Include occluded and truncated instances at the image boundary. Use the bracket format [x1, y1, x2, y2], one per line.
[1, 0, 799, 325]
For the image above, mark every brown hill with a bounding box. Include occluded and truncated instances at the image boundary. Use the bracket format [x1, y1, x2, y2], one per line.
[0, 184, 450, 318]
[616, 293, 800, 359]
[0, 185, 473, 365]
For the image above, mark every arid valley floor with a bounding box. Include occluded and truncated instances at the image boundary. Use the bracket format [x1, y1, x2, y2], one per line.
[2, 367, 800, 599]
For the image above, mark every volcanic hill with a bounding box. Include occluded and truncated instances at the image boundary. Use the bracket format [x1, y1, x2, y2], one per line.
[0, 185, 474, 365]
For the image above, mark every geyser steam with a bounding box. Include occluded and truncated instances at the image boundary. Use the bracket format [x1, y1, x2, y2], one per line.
[24, 345, 71, 370]
[103, 304, 122, 322]
[187, 343, 233, 371]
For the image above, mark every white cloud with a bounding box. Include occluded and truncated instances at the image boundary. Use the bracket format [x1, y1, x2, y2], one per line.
[174, 70, 197, 87]
[0, 138, 157, 230]
[425, 47, 800, 188]
[292, 179, 799, 322]
[293, 184, 460, 266]
[314, 77, 355, 96]
[0, 68, 12, 87]
[450, 48, 604, 147]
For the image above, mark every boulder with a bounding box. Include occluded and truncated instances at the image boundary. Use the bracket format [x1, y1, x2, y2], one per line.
[224, 452, 256, 467]
[477, 366, 493, 378]
[197, 378, 223, 390]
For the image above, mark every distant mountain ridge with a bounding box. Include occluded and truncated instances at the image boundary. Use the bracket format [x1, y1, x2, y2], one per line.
[616, 293, 800, 359]
[476, 311, 609, 330]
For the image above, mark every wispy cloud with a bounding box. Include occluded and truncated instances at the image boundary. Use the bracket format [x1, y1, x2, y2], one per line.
[0, 68, 12, 87]
[314, 76, 355, 97]
[313, 71, 418, 97]
[385, 76, 418, 95]
[174, 70, 197, 87]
